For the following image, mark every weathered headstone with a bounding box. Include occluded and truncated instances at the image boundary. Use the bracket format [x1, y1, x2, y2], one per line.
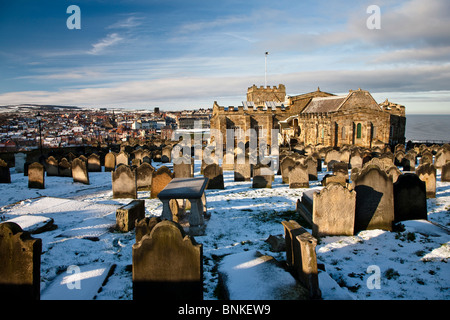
[419, 151, 433, 165]
[416, 163, 436, 198]
[442, 162, 450, 182]
[305, 156, 318, 181]
[386, 166, 402, 183]
[150, 166, 173, 199]
[289, 162, 309, 188]
[0, 222, 42, 300]
[161, 145, 172, 163]
[312, 182, 356, 238]
[72, 157, 90, 185]
[14, 152, 26, 174]
[234, 157, 251, 181]
[203, 163, 224, 189]
[173, 158, 194, 178]
[132, 220, 203, 300]
[136, 162, 154, 191]
[58, 158, 72, 177]
[45, 156, 59, 176]
[112, 165, 137, 199]
[104, 152, 116, 172]
[252, 163, 273, 188]
[435, 148, 450, 168]
[280, 156, 296, 184]
[116, 151, 129, 166]
[116, 200, 145, 232]
[0, 159, 11, 183]
[87, 153, 102, 172]
[353, 165, 394, 232]
[393, 173, 427, 223]
[281, 220, 321, 299]
[28, 162, 45, 189]
[135, 217, 161, 243]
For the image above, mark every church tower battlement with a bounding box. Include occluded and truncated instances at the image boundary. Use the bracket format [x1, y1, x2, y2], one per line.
[246, 84, 286, 106]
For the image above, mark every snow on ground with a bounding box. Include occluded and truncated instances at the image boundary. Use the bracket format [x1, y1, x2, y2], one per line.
[0, 161, 449, 300]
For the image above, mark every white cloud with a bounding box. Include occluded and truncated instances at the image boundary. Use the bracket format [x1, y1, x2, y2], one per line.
[88, 33, 124, 55]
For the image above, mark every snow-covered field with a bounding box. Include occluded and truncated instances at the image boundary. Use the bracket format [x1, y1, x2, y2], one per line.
[0, 160, 449, 300]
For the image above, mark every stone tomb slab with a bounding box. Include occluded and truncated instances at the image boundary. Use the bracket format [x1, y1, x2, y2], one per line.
[217, 250, 309, 300]
[41, 263, 115, 300]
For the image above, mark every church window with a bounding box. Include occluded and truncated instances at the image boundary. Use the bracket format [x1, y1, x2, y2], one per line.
[356, 123, 362, 139]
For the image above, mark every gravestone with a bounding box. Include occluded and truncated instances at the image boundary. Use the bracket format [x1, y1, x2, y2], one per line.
[280, 156, 297, 184]
[350, 151, 363, 169]
[332, 161, 348, 179]
[393, 173, 427, 223]
[281, 220, 321, 299]
[305, 156, 318, 181]
[324, 149, 340, 164]
[173, 158, 194, 178]
[312, 182, 356, 238]
[386, 166, 402, 183]
[116, 200, 145, 232]
[234, 157, 251, 181]
[435, 148, 450, 168]
[87, 153, 101, 172]
[135, 217, 162, 243]
[28, 162, 45, 189]
[136, 162, 154, 191]
[416, 163, 436, 198]
[104, 152, 116, 172]
[353, 165, 394, 232]
[252, 163, 273, 188]
[420, 151, 433, 165]
[112, 165, 137, 199]
[203, 163, 224, 189]
[401, 153, 415, 171]
[161, 146, 172, 163]
[150, 166, 173, 199]
[45, 156, 59, 176]
[58, 158, 72, 177]
[0, 222, 42, 300]
[116, 151, 129, 166]
[442, 162, 450, 182]
[289, 162, 309, 188]
[0, 159, 11, 183]
[14, 152, 26, 174]
[72, 157, 90, 185]
[132, 220, 203, 300]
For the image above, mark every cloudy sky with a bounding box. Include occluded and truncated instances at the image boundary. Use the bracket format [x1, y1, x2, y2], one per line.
[0, 0, 449, 113]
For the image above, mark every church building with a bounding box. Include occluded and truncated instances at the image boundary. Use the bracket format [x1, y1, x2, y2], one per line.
[210, 84, 406, 149]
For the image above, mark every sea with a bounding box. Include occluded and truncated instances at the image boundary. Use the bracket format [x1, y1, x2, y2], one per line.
[405, 114, 450, 143]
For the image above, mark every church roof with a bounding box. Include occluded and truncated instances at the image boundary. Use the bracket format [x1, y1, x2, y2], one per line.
[301, 95, 347, 114]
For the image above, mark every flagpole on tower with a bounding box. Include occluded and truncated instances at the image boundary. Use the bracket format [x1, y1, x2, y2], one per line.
[265, 51, 269, 87]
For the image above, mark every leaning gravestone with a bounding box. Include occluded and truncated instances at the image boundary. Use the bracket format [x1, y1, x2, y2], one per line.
[14, 152, 26, 174]
[441, 162, 450, 182]
[72, 157, 90, 185]
[28, 162, 45, 189]
[393, 173, 427, 223]
[132, 220, 203, 300]
[353, 165, 394, 232]
[173, 158, 194, 178]
[150, 166, 173, 199]
[0, 159, 11, 183]
[0, 222, 42, 300]
[416, 163, 436, 198]
[203, 163, 224, 189]
[312, 182, 356, 238]
[136, 162, 154, 191]
[112, 165, 137, 199]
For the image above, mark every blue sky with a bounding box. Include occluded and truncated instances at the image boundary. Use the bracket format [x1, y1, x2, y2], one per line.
[0, 0, 449, 113]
